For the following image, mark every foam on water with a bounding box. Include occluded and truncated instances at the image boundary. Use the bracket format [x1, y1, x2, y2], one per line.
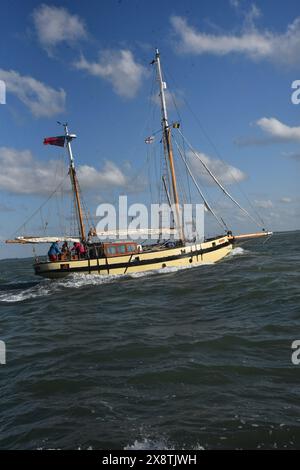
[0, 260, 214, 303]
[228, 246, 247, 257]
[0, 246, 247, 303]
[130, 261, 213, 279]
[124, 438, 205, 450]
[0, 281, 56, 303]
[0, 274, 120, 303]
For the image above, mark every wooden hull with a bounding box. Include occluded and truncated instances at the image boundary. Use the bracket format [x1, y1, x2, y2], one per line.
[34, 236, 232, 279]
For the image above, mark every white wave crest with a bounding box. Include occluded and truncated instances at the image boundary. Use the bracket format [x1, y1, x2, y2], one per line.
[124, 438, 205, 450]
[0, 274, 120, 303]
[0, 282, 55, 303]
[130, 262, 212, 279]
[228, 247, 247, 257]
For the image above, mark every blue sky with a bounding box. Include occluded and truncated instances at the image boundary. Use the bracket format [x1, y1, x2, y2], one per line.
[0, 0, 300, 258]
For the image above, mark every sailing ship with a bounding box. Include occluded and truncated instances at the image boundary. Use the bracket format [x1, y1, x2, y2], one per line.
[6, 49, 272, 279]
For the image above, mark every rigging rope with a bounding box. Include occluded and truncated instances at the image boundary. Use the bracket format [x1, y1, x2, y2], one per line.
[181, 96, 266, 227]
[10, 176, 69, 239]
[174, 138, 228, 231]
[162, 65, 266, 228]
[177, 128, 264, 230]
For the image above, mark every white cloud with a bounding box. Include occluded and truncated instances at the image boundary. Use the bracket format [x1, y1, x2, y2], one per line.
[0, 147, 129, 195]
[0, 69, 65, 117]
[189, 151, 247, 186]
[74, 49, 147, 98]
[236, 117, 300, 146]
[244, 4, 261, 29]
[280, 197, 292, 203]
[170, 14, 300, 66]
[78, 161, 127, 189]
[151, 88, 184, 110]
[229, 0, 241, 9]
[256, 117, 300, 142]
[32, 4, 87, 51]
[254, 199, 273, 209]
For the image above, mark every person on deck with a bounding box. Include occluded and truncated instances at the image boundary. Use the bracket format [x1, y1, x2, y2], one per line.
[61, 241, 70, 258]
[48, 241, 61, 262]
[72, 242, 86, 259]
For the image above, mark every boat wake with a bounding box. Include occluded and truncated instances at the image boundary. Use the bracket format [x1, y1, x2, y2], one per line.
[0, 281, 55, 303]
[130, 261, 213, 279]
[0, 261, 214, 303]
[0, 274, 120, 303]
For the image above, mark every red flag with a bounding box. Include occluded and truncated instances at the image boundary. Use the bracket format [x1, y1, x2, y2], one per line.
[43, 136, 66, 147]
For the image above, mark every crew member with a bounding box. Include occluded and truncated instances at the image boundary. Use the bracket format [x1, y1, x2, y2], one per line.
[48, 241, 61, 262]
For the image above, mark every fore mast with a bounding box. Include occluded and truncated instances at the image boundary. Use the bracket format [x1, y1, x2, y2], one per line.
[63, 124, 86, 242]
[154, 49, 185, 243]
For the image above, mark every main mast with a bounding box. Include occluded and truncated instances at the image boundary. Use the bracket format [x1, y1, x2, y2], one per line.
[64, 124, 86, 242]
[154, 49, 184, 242]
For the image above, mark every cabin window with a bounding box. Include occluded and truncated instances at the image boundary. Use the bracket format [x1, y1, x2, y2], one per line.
[117, 245, 126, 254]
[107, 246, 117, 255]
[126, 244, 136, 253]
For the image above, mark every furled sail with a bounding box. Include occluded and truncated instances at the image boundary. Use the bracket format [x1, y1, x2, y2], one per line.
[96, 228, 179, 237]
[6, 236, 81, 244]
[6, 228, 179, 243]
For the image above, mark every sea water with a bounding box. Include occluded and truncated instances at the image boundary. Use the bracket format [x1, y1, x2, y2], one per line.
[0, 231, 299, 449]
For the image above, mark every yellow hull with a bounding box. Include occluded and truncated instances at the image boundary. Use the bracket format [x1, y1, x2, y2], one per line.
[34, 236, 232, 279]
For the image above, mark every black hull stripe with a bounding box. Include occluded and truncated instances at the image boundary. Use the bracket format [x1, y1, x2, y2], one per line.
[36, 241, 231, 274]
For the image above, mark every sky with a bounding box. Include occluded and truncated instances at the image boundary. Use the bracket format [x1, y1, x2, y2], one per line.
[0, 0, 300, 258]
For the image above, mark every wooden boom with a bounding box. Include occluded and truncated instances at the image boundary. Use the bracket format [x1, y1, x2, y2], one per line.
[228, 231, 273, 242]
